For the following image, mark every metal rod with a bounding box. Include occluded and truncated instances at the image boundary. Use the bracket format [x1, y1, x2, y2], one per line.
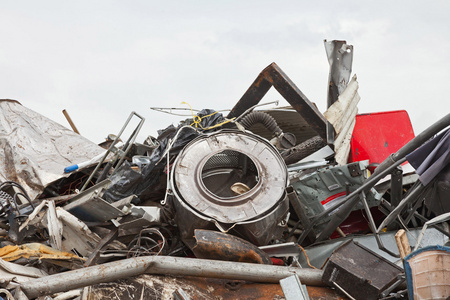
[382, 199, 450, 239]
[19, 256, 324, 299]
[389, 165, 403, 208]
[360, 192, 399, 257]
[80, 111, 144, 192]
[232, 100, 279, 123]
[376, 183, 425, 232]
[403, 193, 424, 225]
[62, 109, 80, 134]
[332, 281, 356, 300]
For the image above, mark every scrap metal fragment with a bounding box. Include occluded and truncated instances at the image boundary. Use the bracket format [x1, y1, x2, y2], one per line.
[192, 229, 272, 264]
[0, 100, 107, 201]
[413, 212, 450, 251]
[84, 228, 119, 267]
[56, 207, 125, 257]
[324, 40, 354, 109]
[46, 200, 63, 250]
[115, 205, 161, 230]
[323, 75, 359, 165]
[173, 288, 191, 300]
[259, 242, 300, 258]
[322, 240, 403, 300]
[0, 258, 47, 289]
[80, 111, 145, 192]
[227, 63, 327, 141]
[280, 274, 310, 300]
[63, 180, 132, 223]
[324, 40, 353, 148]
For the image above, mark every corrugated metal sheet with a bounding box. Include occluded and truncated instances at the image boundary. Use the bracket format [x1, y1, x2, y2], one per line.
[324, 75, 360, 165]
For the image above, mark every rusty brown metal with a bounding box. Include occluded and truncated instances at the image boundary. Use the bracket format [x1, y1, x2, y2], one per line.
[227, 62, 328, 141]
[85, 274, 346, 300]
[192, 229, 272, 264]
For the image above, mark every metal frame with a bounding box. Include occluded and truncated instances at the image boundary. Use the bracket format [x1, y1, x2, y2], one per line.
[80, 111, 145, 192]
[226, 63, 328, 141]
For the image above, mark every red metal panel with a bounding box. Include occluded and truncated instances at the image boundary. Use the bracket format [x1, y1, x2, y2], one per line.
[349, 110, 415, 165]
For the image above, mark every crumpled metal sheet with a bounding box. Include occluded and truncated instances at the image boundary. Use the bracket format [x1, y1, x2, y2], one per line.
[0, 258, 47, 289]
[0, 100, 107, 200]
[324, 75, 360, 165]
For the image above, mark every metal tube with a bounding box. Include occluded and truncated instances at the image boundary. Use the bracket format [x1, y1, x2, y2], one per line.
[376, 183, 425, 232]
[360, 192, 399, 257]
[20, 256, 324, 298]
[389, 166, 403, 208]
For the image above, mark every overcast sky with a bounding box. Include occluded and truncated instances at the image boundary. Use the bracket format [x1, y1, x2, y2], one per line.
[1, 1, 449, 143]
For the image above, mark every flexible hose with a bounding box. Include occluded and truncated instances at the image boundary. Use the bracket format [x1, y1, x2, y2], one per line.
[281, 136, 326, 165]
[239, 111, 282, 136]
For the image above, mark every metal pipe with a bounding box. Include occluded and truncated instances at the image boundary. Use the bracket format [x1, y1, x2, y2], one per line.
[20, 256, 324, 298]
[376, 183, 425, 232]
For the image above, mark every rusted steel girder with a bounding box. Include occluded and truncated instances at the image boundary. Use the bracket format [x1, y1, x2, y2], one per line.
[192, 229, 272, 264]
[227, 62, 328, 141]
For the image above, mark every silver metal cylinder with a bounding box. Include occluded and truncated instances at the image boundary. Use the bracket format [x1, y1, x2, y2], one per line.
[170, 130, 289, 246]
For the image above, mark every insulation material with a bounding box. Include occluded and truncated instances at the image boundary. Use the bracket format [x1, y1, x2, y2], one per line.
[0, 100, 107, 200]
[0, 243, 84, 262]
[324, 75, 360, 165]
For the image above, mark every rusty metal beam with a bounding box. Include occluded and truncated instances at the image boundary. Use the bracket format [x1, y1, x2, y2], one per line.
[227, 63, 327, 141]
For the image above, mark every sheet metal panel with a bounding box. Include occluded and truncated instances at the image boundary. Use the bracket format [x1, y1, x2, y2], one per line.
[0, 100, 107, 200]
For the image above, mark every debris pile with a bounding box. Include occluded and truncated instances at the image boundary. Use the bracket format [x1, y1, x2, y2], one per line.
[1, 40, 449, 300]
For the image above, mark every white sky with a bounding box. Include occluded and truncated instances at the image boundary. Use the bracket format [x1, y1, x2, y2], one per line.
[1, 1, 449, 143]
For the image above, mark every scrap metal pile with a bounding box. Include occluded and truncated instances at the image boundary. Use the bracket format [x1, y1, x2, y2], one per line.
[1, 41, 449, 300]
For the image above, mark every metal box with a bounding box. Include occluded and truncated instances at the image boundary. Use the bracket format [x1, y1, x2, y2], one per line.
[322, 240, 403, 300]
